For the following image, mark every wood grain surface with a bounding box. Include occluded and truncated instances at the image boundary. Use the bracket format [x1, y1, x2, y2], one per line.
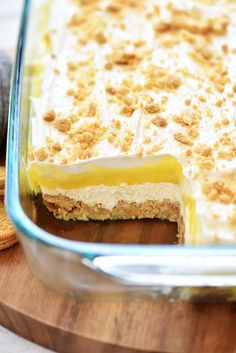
[0, 243, 236, 353]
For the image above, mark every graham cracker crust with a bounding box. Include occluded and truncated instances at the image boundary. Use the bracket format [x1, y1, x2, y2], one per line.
[43, 194, 184, 242]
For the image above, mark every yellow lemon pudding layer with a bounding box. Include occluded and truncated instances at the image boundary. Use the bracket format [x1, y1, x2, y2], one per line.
[28, 156, 183, 191]
[28, 0, 236, 245]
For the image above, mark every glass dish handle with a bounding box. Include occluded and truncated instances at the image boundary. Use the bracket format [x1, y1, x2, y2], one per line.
[83, 255, 236, 287]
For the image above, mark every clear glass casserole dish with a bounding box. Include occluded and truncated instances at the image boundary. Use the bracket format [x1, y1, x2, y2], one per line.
[6, 0, 236, 301]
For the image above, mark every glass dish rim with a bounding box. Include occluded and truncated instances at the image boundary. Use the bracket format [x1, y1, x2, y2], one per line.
[6, 0, 236, 259]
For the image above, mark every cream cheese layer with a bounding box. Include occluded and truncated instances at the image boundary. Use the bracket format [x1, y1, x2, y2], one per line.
[41, 183, 182, 210]
[28, 0, 236, 244]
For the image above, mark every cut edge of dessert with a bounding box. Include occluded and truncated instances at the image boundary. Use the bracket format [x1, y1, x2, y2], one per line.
[28, 155, 198, 245]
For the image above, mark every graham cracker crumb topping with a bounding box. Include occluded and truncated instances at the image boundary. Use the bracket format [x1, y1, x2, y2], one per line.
[202, 181, 236, 204]
[54, 118, 72, 133]
[43, 110, 56, 122]
[152, 116, 168, 128]
[34, 148, 48, 162]
[174, 132, 193, 146]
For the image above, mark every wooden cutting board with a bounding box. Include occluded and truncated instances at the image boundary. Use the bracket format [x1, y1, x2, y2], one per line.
[1, 241, 236, 353]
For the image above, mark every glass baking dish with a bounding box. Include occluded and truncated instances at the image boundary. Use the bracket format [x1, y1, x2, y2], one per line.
[6, 0, 236, 301]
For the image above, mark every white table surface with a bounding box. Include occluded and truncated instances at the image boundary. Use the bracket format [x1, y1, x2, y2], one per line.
[0, 1, 53, 351]
[0, 326, 52, 353]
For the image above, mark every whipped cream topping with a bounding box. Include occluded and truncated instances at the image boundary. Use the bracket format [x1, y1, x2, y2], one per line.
[29, 0, 236, 244]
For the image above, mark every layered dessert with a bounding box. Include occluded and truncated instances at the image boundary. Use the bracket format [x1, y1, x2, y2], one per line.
[28, 0, 236, 244]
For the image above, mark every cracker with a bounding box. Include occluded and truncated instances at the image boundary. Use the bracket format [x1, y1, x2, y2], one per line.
[0, 198, 18, 250]
[0, 237, 18, 251]
[0, 166, 5, 187]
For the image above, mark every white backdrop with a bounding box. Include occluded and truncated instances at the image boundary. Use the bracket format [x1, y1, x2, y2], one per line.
[0, 0, 23, 50]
